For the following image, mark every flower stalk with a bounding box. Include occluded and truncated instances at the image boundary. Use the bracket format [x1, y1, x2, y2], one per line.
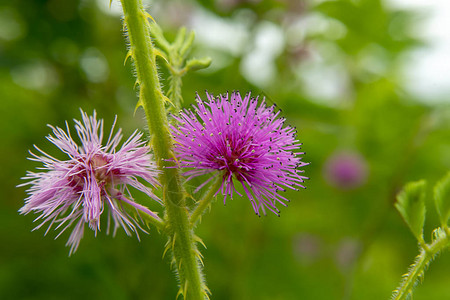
[190, 176, 223, 226]
[120, 0, 207, 298]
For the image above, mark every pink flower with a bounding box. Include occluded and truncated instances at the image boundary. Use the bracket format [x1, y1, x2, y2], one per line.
[170, 92, 308, 216]
[323, 151, 368, 189]
[19, 110, 161, 254]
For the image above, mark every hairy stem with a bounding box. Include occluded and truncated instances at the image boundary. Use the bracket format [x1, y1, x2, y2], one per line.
[392, 230, 450, 300]
[168, 74, 183, 112]
[119, 196, 166, 231]
[120, 0, 207, 298]
[165, 27, 190, 110]
[190, 177, 222, 226]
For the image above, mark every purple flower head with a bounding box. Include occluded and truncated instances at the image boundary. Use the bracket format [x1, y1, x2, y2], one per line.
[323, 150, 368, 189]
[19, 110, 161, 255]
[170, 92, 308, 216]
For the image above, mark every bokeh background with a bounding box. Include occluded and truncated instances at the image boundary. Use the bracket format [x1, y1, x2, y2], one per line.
[2, 0, 450, 299]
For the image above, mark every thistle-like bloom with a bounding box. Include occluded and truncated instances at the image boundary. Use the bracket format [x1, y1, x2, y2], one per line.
[170, 92, 308, 215]
[19, 110, 161, 255]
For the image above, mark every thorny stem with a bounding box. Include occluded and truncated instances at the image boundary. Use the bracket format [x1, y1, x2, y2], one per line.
[119, 0, 207, 298]
[392, 229, 450, 300]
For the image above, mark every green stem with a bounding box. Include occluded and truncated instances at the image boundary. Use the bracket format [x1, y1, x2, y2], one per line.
[168, 74, 183, 112]
[190, 177, 223, 226]
[119, 197, 166, 232]
[119, 0, 207, 298]
[140, 211, 166, 231]
[392, 230, 450, 300]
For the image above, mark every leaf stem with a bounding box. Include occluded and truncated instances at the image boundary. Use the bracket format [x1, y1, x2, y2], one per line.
[392, 229, 450, 300]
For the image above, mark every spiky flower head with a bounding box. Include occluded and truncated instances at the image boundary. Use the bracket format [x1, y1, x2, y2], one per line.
[170, 92, 308, 216]
[19, 110, 161, 255]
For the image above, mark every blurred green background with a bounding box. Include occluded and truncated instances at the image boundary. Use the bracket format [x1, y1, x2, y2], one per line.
[2, 0, 450, 299]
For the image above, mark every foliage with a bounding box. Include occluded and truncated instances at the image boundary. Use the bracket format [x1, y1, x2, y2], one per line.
[395, 180, 426, 243]
[392, 175, 450, 300]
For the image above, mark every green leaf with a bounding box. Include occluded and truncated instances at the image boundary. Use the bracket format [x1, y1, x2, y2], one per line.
[149, 22, 170, 53]
[395, 180, 427, 241]
[180, 30, 195, 58]
[185, 57, 212, 72]
[173, 27, 186, 50]
[434, 171, 450, 227]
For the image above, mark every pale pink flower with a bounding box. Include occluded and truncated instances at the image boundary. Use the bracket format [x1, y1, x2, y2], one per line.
[19, 110, 161, 254]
